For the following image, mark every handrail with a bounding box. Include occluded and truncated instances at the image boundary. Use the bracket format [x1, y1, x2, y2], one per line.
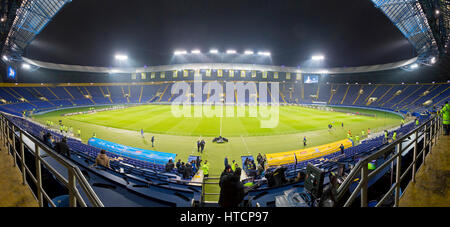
[0, 112, 104, 207]
[336, 113, 441, 206]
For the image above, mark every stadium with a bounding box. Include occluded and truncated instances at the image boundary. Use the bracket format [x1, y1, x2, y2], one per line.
[0, 0, 449, 211]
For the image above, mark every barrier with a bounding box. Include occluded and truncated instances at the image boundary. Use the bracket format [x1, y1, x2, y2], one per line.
[266, 139, 353, 167]
[88, 137, 176, 165]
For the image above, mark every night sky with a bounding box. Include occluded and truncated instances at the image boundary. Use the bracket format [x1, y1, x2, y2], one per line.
[25, 0, 416, 68]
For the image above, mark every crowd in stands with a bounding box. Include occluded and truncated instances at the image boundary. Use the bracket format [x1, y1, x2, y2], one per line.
[164, 156, 209, 180]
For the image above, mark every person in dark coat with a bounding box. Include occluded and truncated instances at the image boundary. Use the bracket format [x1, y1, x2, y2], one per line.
[183, 163, 193, 179]
[340, 144, 345, 155]
[43, 132, 53, 148]
[178, 162, 185, 174]
[219, 167, 245, 207]
[54, 137, 70, 157]
[224, 156, 229, 168]
[196, 156, 200, 169]
[200, 140, 205, 153]
[165, 159, 175, 172]
[176, 159, 181, 169]
[256, 153, 263, 165]
[197, 140, 201, 152]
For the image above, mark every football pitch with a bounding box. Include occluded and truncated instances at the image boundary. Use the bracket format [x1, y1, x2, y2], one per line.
[32, 104, 402, 177]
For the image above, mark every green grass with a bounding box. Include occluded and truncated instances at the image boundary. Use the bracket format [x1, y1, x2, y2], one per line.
[32, 104, 402, 178]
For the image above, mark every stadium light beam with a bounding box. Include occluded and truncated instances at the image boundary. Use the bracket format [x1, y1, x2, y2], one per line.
[2, 55, 8, 61]
[226, 49, 237, 54]
[191, 49, 201, 54]
[22, 63, 31, 69]
[209, 49, 218, 54]
[115, 54, 128, 61]
[258, 51, 271, 56]
[312, 55, 325, 61]
[244, 50, 254, 55]
[174, 50, 187, 55]
[410, 63, 419, 69]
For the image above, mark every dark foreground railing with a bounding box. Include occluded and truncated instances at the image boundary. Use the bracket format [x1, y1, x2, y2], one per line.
[0, 112, 103, 207]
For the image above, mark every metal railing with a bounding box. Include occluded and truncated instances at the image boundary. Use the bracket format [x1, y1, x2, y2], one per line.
[0, 113, 103, 207]
[336, 114, 442, 207]
[200, 176, 220, 205]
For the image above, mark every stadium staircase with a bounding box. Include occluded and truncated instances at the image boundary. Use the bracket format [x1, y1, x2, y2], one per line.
[201, 176, 220, 206]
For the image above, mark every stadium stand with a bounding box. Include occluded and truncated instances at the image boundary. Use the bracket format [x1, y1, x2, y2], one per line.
[0, 82, 448, 116]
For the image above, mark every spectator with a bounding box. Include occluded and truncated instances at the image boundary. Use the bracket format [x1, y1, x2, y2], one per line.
[200, 139, 205, 153]
[257, 164, 264, 177]
[54, 137, 70, 157]
[231, 160, 236, 172]
[442, 101, 449, 135]
[43, 132, 53, 148]
[266, 166, 288, 188]
[340, 144, 345, 155]
[250, 160, 256, 170]
[178, 162, 185, 174]
[256, 153, 263, 165]
[197, 140, 201, 152]
[94, 150, 122, 168]
[196, 156, 200, 169]
[220, 165, 233, 179]
[176, 159, 181, 169]
[191, 160, 197, 174]
[183, 162, 193, 179]
[201, 160, 209, 177]
[224, 156, 228, 168]
[219, 167, 245, 207]
[165, 159, 174, 172]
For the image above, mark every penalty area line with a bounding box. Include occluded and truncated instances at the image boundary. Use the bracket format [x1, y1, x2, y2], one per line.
[240, 135, 250, 155]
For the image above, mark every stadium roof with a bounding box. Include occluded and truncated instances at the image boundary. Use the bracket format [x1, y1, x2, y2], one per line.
[22, 56, 418, 75]
[1, 0, 448, 72]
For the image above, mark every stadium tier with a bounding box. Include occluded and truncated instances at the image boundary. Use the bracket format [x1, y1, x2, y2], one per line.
[0, 81, 448, 116]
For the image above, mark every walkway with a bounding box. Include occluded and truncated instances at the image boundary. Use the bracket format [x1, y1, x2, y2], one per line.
[0, 137, 38, 207]
[399, 133, 450, 207]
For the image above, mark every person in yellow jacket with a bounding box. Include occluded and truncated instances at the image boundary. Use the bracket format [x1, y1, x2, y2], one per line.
[201, 160, 210, 177]
[231, 160, 236, 172]
[392, 131, 397, 141]
[442, 101, 449, 135]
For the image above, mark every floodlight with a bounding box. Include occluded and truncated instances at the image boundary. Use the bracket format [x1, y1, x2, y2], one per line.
[435, 10, 440, 15]
[410, 63, 418, 69]
[2, 55, 8, 61]
[174, 50, 187, 55]
[209, 49, 218, 54]
[312, 55, 325, 60]
[115, 54, 128, 61]
[258, 51, 271, 56]
[226, 49, 236, 54]
[191, 49, 201, 54]
[244, 50, 254, 55]
[22, 63, 30, 69]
